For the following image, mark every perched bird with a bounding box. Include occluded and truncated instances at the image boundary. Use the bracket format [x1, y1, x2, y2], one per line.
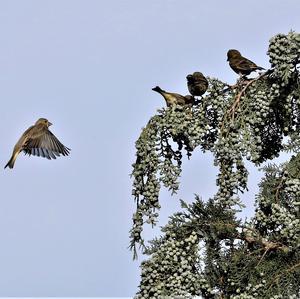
[152, 86, 194, 106]
[227, 49, 265, 76]
[5, 118, 70, 169]
[186, 72, 208, 96]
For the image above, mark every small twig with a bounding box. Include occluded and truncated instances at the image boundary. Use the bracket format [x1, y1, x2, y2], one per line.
[274, 176, 285, 203]
[256, 239, 286, 266]
[221, 70, 271, 131]
[257, 248, 270, 266]
[222, 80, 248, 93]
[240, 227, 288, 259]
[267, 262, 300, 290]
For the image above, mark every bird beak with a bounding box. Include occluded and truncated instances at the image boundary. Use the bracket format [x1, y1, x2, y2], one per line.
[48, 122, 52, 126]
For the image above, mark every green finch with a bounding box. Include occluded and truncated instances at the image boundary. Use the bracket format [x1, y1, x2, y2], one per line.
[186, 72, 208, 96]
[227, 49, 265, 77]
[5, 118, 70, 169]
[152, 86, 195, 106]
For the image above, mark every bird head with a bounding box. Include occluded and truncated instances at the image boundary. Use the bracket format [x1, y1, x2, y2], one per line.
[152, 86, 163, 92]
[193, 71, 204, 77]
[227, 49, 241, 61]
[186, 74, 193, 80]
[186, 74, 196, 84]
[36, 118, 52, 127]
[192, 72, 206, 81]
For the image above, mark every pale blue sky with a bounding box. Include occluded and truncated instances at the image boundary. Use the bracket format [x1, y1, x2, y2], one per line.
[0, 0, 299, 297]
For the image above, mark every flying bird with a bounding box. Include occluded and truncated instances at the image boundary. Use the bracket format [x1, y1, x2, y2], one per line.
[5, 118, 70, 169]
[152, 86, 195, 106]
[186, 72, 208, 96]
[227, 49, 265, 77]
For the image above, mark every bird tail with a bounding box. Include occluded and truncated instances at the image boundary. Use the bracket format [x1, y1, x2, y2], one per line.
[4, 153, 18, 169]
[152, 86, 164, 93]
[257, 66, 265, 70]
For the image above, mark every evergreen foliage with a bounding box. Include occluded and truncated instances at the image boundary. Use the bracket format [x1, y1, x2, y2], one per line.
[130, 32, 300, 298]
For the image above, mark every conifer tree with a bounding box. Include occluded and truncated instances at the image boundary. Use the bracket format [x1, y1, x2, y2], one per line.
[130, 32, 300, 298]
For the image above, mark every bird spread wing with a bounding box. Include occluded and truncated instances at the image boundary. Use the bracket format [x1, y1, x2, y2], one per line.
[23, 129, 70, 160]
